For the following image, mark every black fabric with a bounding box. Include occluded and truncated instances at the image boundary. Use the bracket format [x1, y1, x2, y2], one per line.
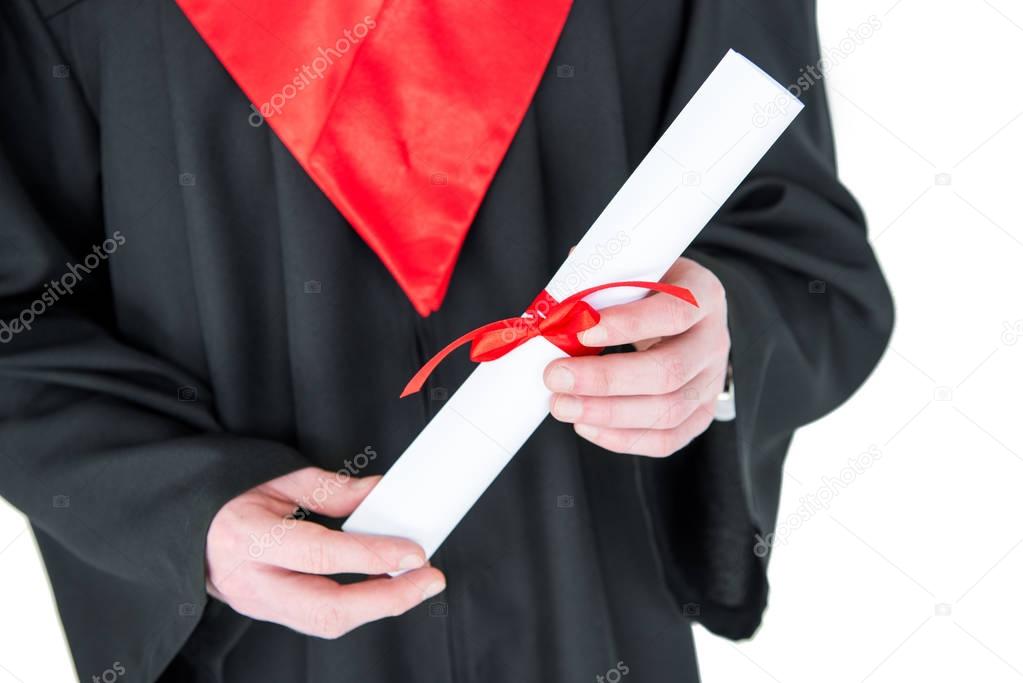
[0, 0, 893, 681]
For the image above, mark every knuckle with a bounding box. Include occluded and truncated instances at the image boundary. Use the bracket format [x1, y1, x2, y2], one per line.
[616, 312, 645, 341]
[605, 432, 633, 455]
[662, 355, 690, 391]
[207, 521, 235, 560]
[680, 409, 714, 447]
[695, 407, 716, 433]
[210, 507, 248, 557]
[361, 543, 398, 574]
[653, 431, 682, 458]
[302, 539, 335, 574]
[226, 597, 261, 621]
[391, 584, 423, 617]
[588, 428, 618, 453]
[589, 363, 612, 395]
[598, 399, 617, 426]
[709, 275, 726, 304]
[222, 532, 245, 562]
[712, 328, 732, 358]
[665, 396, 692, 427]
[388, 595, 412, 618]
[293, 466, 319, 480]
[309, 603, 350, 639]
[223, 567, 260, 603]
[666, 299, 693, 333]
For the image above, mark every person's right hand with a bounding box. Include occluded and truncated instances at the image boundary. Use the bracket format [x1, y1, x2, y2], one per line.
[205, 467, 445, 639]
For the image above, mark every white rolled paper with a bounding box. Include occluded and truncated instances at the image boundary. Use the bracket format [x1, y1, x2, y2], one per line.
[343, 50, 804, 559]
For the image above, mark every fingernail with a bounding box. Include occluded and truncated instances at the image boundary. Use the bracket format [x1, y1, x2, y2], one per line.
[575, 424, 599, 439]
[545, 365, 575, 392]
[424, 580, 446, 599]
[399, 554, 425, 570]
[352, 476, 377, 490]
[578, 325, 607, 346]
[552, 395, 582, 421]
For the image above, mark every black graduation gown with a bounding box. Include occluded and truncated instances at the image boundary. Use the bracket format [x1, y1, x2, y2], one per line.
[0, 0, 894, 681]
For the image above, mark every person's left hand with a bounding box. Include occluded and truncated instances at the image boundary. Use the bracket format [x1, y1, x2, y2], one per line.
[544, 256, 730, 457]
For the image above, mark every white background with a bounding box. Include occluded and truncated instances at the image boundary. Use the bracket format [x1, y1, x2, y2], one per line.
[696, 0, 1023, 681]
[2, 0, 1022, 680]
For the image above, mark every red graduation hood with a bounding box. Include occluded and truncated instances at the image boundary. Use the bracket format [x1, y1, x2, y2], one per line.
[176, 0, 573, 316]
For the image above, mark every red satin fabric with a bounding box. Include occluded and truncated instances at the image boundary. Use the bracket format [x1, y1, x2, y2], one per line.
[401, 282, 699, 397]
[175, 0, 573, 316]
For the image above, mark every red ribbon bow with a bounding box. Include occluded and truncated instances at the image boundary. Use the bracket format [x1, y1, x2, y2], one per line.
[401, 281, 698, 397]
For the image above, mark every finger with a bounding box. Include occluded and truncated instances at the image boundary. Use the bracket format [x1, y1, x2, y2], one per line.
[263, 467, 381, 517]
[254, 518, 429, 575]
[550, 368, 722, 429]
[573, 402, 717, 457]
[578, 289, 706, 347]
[577, 257, 724, 347]
[545, 322, 717, 396]
[235, 565, 446, 639]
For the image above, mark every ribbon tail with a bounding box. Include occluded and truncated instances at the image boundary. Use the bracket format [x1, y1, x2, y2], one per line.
[400, 320, 518, 397]
[561, 281, 699, 309]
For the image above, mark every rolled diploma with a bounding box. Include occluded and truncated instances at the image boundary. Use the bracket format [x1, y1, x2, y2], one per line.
[343, 50, 804, 559]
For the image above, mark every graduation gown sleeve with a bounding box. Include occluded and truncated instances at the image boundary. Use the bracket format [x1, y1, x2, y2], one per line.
[0, 2, 309, 679]
[637, 0, 895, 639]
